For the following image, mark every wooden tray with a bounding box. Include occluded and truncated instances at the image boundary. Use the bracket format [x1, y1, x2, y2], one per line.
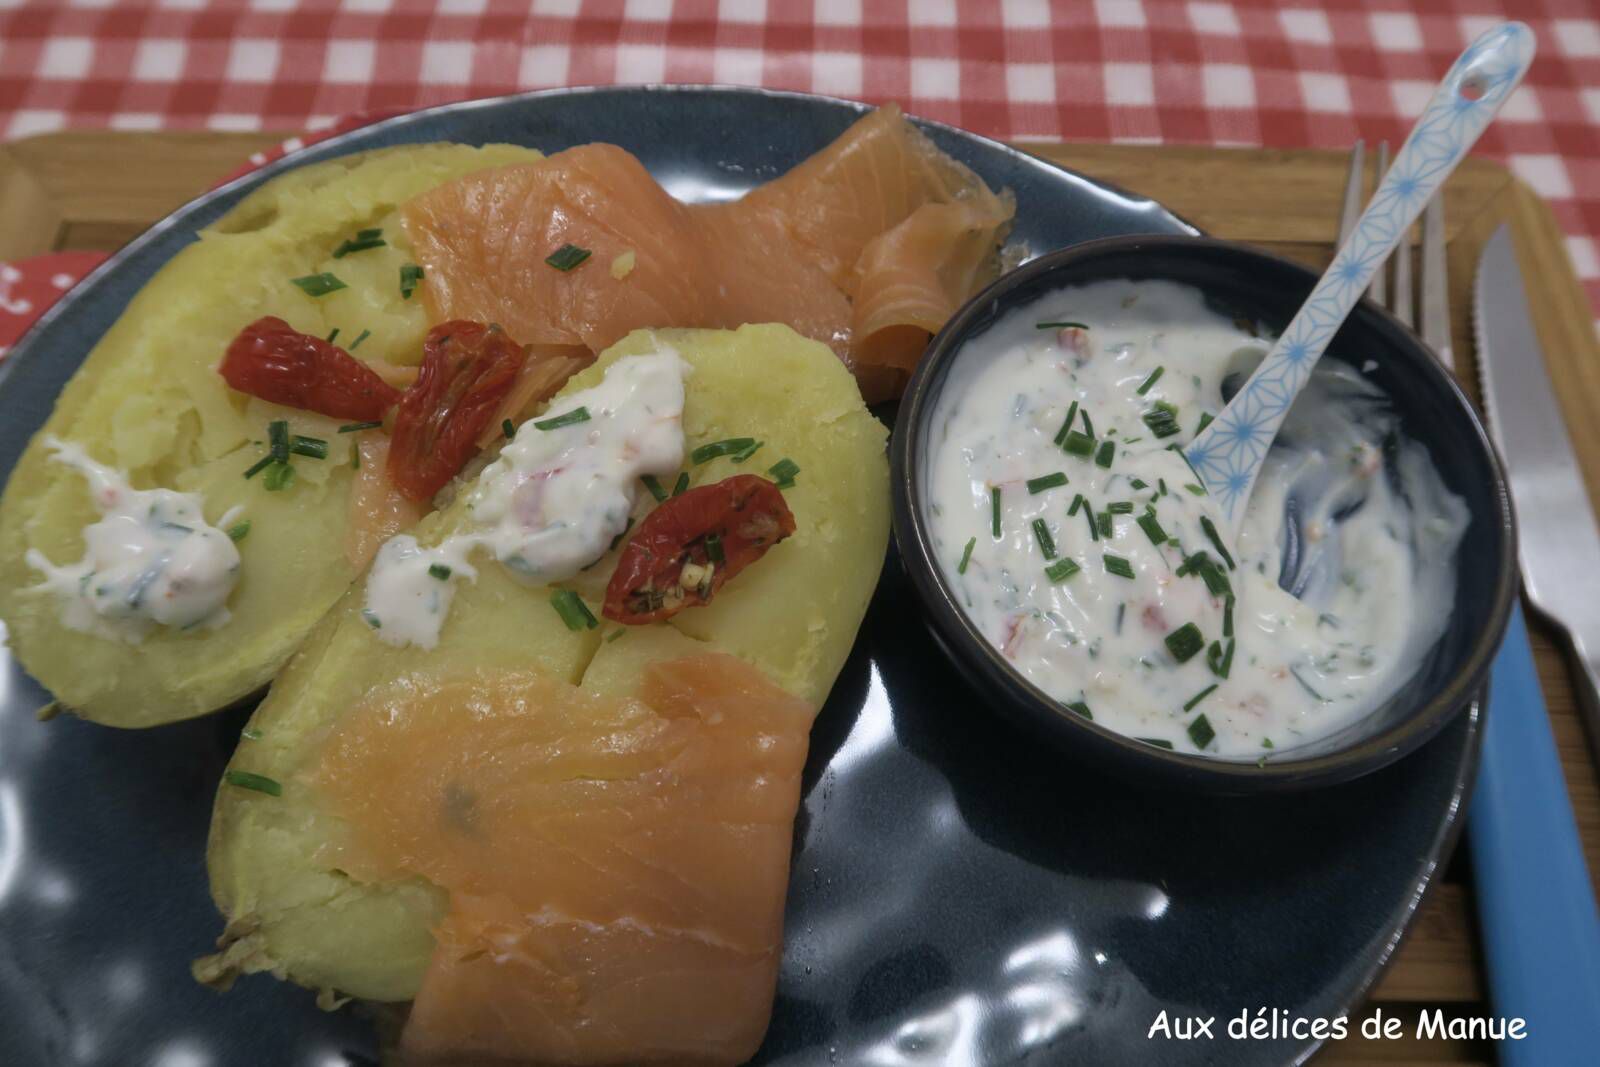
[4, 130, 1598, 1066]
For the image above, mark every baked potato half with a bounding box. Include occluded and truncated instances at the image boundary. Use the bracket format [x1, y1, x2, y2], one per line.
[200, 323, 890, 1002]
[0, 142, 543, 727]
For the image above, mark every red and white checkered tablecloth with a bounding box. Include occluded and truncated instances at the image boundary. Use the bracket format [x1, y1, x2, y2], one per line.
[1, 0, 1598, 336]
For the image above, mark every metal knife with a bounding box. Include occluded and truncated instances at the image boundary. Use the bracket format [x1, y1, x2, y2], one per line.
[1469, 221, 1600, 1064]
[1476, 222, 1600, 746]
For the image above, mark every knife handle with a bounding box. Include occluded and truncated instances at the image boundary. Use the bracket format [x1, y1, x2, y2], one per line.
[1467, 603, 1600, 1063]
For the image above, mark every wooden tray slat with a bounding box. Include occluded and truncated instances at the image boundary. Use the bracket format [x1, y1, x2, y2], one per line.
[7, 130, 1600, 1067]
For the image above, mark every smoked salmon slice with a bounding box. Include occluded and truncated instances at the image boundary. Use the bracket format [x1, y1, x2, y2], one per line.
[309, 653, 816, 1065]
[402, 106, 1012, 402]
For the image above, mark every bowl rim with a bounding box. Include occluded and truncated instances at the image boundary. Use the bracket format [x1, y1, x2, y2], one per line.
[890, 233, 1518, 790]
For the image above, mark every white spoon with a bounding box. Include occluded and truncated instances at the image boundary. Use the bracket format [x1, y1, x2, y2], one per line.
[1186, 21, 1534, 534]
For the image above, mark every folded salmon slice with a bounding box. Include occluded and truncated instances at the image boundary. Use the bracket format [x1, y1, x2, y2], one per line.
[402, 105, 1012, 402]
[309, 654, 816, 1065]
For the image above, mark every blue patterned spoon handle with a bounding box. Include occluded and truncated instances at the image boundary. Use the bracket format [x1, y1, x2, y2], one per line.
[1186, 21, 1535, 527]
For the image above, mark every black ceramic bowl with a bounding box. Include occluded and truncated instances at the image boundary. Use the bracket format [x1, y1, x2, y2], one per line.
[891, 235, 1516, 792]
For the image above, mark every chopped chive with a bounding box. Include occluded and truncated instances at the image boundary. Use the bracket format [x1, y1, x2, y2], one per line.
[1142, 401, 1182, 439]
[1063, 431, 1095, 458]
[1208, 638, 1235, 679]
[290, 435, 328, 460]
[1290, 665, 1328, 702]
[362, 608, 381, 629]
[240, 728, 262, 740]
[535, 406, 591, 431]
[1158, 478, 1169, 496]
[1136, 366, 1165, 395]
[262, 462, 295, 492]
[1262, 737, 1275, 749]
[731, 439, 764, 463]
[1027, 471, 1069, 494]
[1196, 411, 1215, 435]
[1082, 503, 1100, 542]
[1068, 493, 1085, 517]
[1096, 511, 1113, 538]
[1129, 478, 1148, 490]
[428, 563, 452, 581]
[692, 438, 758, 465]
[672, 471, 689, 497]
[332, 234, 388, 258]
[1094, 440, 1116, 469]
[223, 770, 282, 796]
[227, 520, 251, 542]
[545, 243, 593, 271]
[1224, 595, 1235, 638]
[1037, 320, 1089, 330]
[1103, 553, 1135, 579]
[1196, 555, 1232, 598]
[502, 419, 516, 440]
[1200, 516, 1236, 569]
[350, 329, 371, 350]
[1044, 557, 1081, 583]
[1186, 710, 1216, 746]
[551, 589, 599, 631]
[1170, 442, 1206, 484]
[326, 327, 340, 343]
[1080, 410, 1096, 438]
[606, 628, 626, 643]
[705, 533, 725, 564]
[268, 420, 290, 462]
[399, 263, 424, 299]
[357, 227, 381, 240]
[1184, 483, 1206, 496]
[767, 457, 800, 489]
[243, 455, 275, 479]
[1137, 737, 1175, 750]
[1108, 501, 1134, 515]
[1066, 700, 1093, 720]
[991, 487, 1002, 538]
[642, 475, 668, 503]
[291, 272, 346, 297]
[1032, 518, 1057, 559]
[957, 536, 976, 574]
[1053, 401, 1080, 446]
[1165, 622, 1205, 663]
[338, 420, 383, 433]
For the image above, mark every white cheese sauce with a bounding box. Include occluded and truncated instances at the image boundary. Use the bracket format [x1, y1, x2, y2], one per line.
[926, 281, 1468, 758]
[25, 436, 242, 642]
[363, 346, 689, 649]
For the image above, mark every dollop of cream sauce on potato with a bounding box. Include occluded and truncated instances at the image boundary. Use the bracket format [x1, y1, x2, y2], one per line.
[26, 437, 242, 641]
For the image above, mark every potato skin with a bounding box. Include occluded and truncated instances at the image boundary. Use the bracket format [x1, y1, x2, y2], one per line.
[0, 142, 542, 727]
[203, 324, 889, 1001]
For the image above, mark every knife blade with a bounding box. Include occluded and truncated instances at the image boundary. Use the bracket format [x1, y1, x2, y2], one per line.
[1475, 223, 1600, 746]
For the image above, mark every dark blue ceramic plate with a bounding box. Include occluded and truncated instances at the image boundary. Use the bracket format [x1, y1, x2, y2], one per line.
[0, 87, 1479, 1066]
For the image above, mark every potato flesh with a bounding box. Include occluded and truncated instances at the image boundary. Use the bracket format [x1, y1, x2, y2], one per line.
[0, 143, 543, 727]
[205, 324, 890, 1001]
